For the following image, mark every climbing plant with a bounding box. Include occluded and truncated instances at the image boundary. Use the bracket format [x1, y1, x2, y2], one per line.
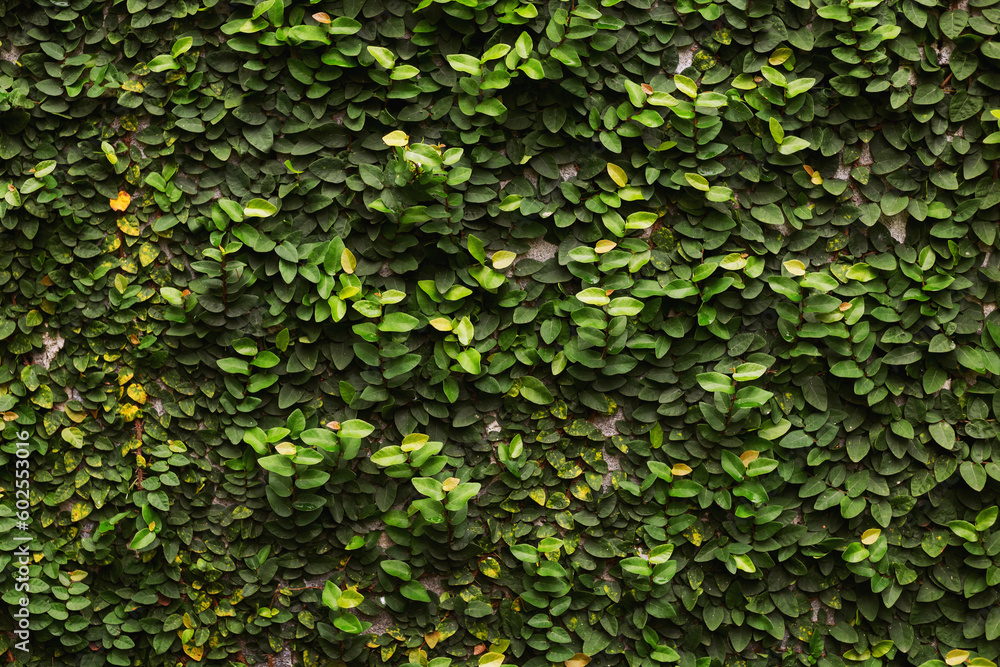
[2, 0, 1000, 666]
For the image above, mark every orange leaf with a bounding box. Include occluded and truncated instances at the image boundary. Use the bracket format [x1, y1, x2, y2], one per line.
[110, 190, 131, 211]
[312, 12, 331, 23]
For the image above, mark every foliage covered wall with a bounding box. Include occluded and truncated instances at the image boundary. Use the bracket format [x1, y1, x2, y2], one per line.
[2, 0, 1000, 666]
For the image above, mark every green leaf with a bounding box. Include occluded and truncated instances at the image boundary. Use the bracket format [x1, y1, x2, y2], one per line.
[731, 553, 756, 572]
[217, 358, 250, 375]
[577, 287, 611, 306]
[842, 543, 870, 563]
[244, 198, 277, 218]
[299, 428, 339, 450]
[929, 421, 956, 449]
[446, 54, 482, 75]
[674, 74, 697, 98]
[456, 348, 482, 374]
[337, 588, 364, 608]
[380, 560, 412, 580]
[467, 234, 486, 264]
[519, 376, 554, 404]
[445, 482, 481, 510]
[371, 446, 408, 466]
[329, 17, 362, 35]
[607, 297, 644, 316]
[696, 372, 734, 394]
[147, 54, 179, 72]
[172, 36, 194, 57]
[733, 363, 768, 381]
[721, 450, 746, 482]
[733, 386, 774, 409]
[778, 137, 811, 154]
[379, 312, 420, 332]
[367, 46, 396, 68]
[400, 580, 432, 602]
[257, 455, 295, 476]
[321, 581, 341, 609]
[339, 419, 375, 439]
[769, 117, 784, 144]
[787, 78, 816, 97]
[412, 477, 446, 500]
[129, 529, 156, 551]
[684, 173, 710, 191]
[948, 520, 978, 541]
[333, 613, 366, 634]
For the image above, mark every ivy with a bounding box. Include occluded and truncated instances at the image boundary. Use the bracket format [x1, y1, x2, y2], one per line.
[3, 0, 1000, 666]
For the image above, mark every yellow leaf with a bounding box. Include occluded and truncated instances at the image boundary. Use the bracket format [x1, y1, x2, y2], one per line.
[341, 248, 356, 274]
[69, 570, 89, 582]
[275, 442, 296, 456]
[383, 130, 410, 147]
[671, 463, 693, 476]
[682, 525, 702, 546]
[739, 450, 759, 466]
[118, 216, 140, 236]
[946, 651, 970, 666]
[861, 528, 881, 545]
[783, 259, 806, 276]
[566, 654, 592, 667]
[138, 242, 160, 267]
[127, 383, 147, 404]
[442, 477, 460, 492]
[478, 557, 501, 578]
[595, 240, 617, 254]
[121, 80, 144, 93]
[528, 487, 547, 506]
[479, 652, 505, 667]
[425, 631, 440, 649]
[491, 250, 516, 270]
[429, 317, 453, 331]
[118, 403, 140, 421]
[110, 190, 131, 211]
[312, 11, 331, 22]
[769, 48, 792, 65]
[70, 502, 92, 522]
[183, 643, 204, 662]
[607, 163, 628, 188]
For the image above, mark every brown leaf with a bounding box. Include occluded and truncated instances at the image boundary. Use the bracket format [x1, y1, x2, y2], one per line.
[312, 11, 331, 23]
